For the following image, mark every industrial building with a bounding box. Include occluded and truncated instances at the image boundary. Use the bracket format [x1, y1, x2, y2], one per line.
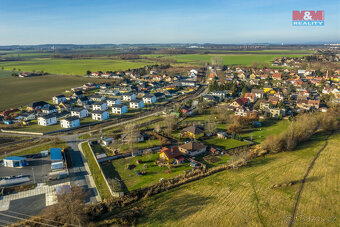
[3, 156, 28, 168]
[50, 148, 64, 171]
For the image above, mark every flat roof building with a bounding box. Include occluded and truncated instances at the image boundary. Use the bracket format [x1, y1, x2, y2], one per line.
[3, 156, 28, 168]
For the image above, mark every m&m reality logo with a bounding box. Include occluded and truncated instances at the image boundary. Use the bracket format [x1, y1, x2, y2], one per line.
[292, 10, 324, 26]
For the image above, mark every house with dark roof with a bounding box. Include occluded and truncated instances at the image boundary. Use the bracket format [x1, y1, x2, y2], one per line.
[60, 116, 80, 128]
[91, 110, 109, 121]
[37, 114, 57, 126]
[70, 108, 88, 118]
[27, 101, 49, 111]
[41, 105, 58, 114]
[92, 102, 108, 111]
[181, 125, 204, 139]
[143, 94, 156, 104]
[106, 98, 121, 107]
[52, 95, 67, 104]
[129, 100, 144, 109]
[179, 141, 207, 156]
[111, 104, 128, 114]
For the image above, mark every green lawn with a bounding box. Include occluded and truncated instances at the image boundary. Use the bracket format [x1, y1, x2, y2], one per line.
[109, 153, 192, 191]
[241, 119, 290, 143]
[0, 58, 154, 76]
[0, 141, 66, 159]
[117, 139, 162, 152]
[12, 120, 62, 133]
[81, 142, 112, 199]
[203, 137, 250, 150]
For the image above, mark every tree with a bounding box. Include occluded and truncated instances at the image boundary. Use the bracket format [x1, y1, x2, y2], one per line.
[227, 123, 242, 134]
[206, 121, 216, 135]
[211, 56, 223, 66]
[42, 186, 89, 226]
[154, 123, 161, 133]
[164, 115, 178, 135]
[124, 123, 140, 150]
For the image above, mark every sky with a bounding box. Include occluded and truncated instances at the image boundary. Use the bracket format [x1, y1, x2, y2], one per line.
[0, 0, 339, 45]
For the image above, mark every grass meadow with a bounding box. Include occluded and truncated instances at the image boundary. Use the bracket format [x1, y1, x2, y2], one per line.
[130, 132, 339, 226]
[0, 73, 112, 110]
[0, 58, 154, 76]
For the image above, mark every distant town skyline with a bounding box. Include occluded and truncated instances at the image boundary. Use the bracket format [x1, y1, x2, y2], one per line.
[0, 0, 339, 45]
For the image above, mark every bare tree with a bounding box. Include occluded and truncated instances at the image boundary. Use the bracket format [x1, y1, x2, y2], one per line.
[42, 186, 89, 226]
[206, 121, 216, 135]
[164, 115, 178, 135]
[124, 123, 140, 150]
[154, 123, 161, 133]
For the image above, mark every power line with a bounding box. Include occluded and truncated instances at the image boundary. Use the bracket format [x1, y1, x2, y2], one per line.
[0, 212, 57, 227]
[3, 210, 79, 227]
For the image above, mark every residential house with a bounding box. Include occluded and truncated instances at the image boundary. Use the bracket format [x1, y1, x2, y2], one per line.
[159, 147, 184, 164]
[235, 106, 250, 117]
[211, 91, 226, 100]
[263, 85, 273, 93]
[181, 125, 204, 139]
[143, 94, 156, 104]
[106, 98, 122, 107]
[89, 95, 105, 102]
[268, 96, 280, 106]
[178, 141, 206, 156]
[41, 106, 58, 114]
[153, 92, 166, 100]
[251, 89, 264, 99]
[179, 80, 196, 87]
[60, 116, 80, 128]
[308, 99, 320, 109]
[70, 108, 88, 118]
[296, 99, 310, 110]
[27, 101, 49, 111]
[52, 95, 67, 104]
[16, 112, 36, 121]
[76, 96, 90, 106]
[244, 93, 256, 103]
[91, 110, 109, 121]
[122, 93, 136, 101]
[270, 108, 285, 118]
[260, 102, 271, 110]
[111, 104, 128, 114]
[217, 131, 229, 139]
[92, 102, 108, 111]
[230, 98, 249, 108]
[202, 95, 217, 102]
[72, 91, 84, 99]
[37, 114, 57, 126]
[272, 73, 283, 80]
[129, 100, 144, 109]
[121, 132, 147, 143]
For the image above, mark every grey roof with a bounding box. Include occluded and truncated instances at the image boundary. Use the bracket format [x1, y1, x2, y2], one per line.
[38, 113, 56, 119]
[63, 116, 79, 122]
[92, 110, 107, 114]
[112, 104, 126, 108]
[92, 102, 104, 105]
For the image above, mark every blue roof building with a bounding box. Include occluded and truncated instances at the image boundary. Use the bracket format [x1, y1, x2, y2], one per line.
[3, 156, 28, 168]
[50, 148, 63, 162]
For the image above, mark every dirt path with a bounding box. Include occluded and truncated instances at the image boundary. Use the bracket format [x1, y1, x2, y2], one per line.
[288, 133, 333, 227]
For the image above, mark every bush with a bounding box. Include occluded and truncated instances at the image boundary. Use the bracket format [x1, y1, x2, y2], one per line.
[262, 112, 339, 153]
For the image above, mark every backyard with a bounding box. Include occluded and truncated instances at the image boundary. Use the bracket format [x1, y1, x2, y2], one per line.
[105, 153, 192, 191]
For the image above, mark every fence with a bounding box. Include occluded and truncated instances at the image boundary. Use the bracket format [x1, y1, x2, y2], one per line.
[87, 142, 124, 197]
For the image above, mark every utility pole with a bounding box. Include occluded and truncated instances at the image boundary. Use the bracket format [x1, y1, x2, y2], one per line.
[32, 167, 36, 184]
